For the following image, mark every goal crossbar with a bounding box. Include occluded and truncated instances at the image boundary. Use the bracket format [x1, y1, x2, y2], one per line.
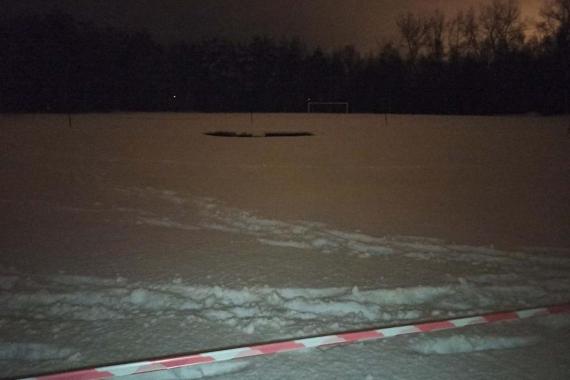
[307, 101, 349, 113]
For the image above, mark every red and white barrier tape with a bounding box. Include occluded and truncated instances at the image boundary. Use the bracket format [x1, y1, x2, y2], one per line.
[24, 303, 570, 380]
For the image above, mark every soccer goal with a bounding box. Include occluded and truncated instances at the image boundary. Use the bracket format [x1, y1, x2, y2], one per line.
[307, 101, 350, 113]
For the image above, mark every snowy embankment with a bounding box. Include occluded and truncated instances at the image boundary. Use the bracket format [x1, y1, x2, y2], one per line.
[1, 187, 570, 378]
[2, 269, 564, 340]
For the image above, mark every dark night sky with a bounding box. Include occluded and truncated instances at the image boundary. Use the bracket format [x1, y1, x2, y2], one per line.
[3, 0, 542, 52]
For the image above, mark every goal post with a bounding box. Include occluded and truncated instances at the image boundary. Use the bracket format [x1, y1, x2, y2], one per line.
[307, 101, 350, 113]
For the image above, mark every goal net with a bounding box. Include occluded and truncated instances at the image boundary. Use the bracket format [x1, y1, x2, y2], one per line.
[307, 102, 349, 113]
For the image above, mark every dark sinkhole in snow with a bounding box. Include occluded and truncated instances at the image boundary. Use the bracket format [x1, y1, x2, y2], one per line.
[205, 131, 314, 138]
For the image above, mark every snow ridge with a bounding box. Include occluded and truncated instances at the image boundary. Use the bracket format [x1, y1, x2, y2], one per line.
[409, 334, 539, 355]
[1, 273, 567, 337]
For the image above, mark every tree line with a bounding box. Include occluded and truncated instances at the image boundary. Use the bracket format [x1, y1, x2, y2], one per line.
[0, 0, 568, 114]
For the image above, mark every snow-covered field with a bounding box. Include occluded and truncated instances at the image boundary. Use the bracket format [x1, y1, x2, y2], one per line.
[0, 113, 569, 378]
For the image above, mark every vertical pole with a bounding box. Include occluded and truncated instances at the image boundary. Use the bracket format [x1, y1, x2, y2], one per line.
[384, 89, 392, 125]
[564, 76, 570, 116]
[565, 69, 568, 115]
[248, 84, 254, 126]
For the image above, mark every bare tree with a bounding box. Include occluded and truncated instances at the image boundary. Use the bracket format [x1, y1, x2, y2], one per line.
[447, 7, 481, 59]
[396, 12, 427, 62]
[478, 0, 526, 58]
[463, 8, 482, 57]
[425, 10, 446, 61]
[447, 11, 462, 56]
[537, 0, 570, 45]
[538, 0, 569, 114]
[538, 0, 570, 33]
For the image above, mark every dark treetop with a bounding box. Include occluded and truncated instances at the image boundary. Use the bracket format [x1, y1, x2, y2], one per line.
[0, 1, 568, 114]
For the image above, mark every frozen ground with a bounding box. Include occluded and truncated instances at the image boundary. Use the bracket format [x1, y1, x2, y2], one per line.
[0, 113, 569, 378]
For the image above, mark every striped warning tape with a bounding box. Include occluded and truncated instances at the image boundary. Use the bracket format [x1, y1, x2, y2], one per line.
[23, 303, 570, 380]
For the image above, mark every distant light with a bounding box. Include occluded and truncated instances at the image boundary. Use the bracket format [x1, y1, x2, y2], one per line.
[173, 95, 177, 99]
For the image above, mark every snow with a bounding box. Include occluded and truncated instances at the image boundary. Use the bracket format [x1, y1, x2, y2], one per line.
[0, 343, 77, 361]
[136, 216, 200, 231]
[0, 113, 569, 379]
[408, 334, 539, 355]
[121, 361, 253, 380]
[10, 273, 560, 332]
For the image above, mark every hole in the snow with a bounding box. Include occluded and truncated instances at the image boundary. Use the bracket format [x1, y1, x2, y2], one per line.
[204, 131, 314, 138]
